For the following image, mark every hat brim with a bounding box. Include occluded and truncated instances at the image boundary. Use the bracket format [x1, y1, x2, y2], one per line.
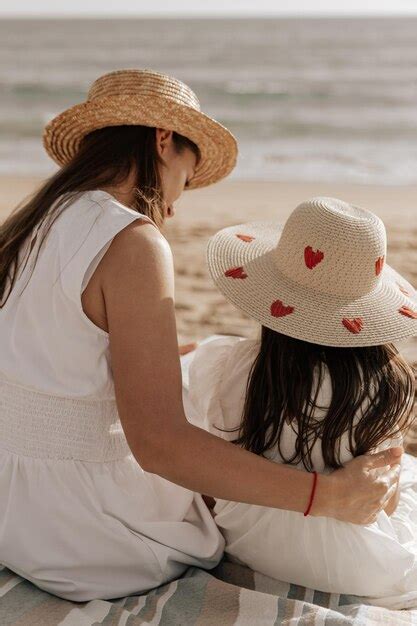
[207, 220, 417, 347]
[42, 95, 237, 189]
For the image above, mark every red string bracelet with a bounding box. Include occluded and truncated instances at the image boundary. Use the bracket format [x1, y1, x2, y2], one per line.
[303, 471, 318, 517]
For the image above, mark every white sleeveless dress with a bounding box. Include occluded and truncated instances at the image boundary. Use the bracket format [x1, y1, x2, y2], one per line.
[0, 189, 224, 602]
[182, 335, 417, 610]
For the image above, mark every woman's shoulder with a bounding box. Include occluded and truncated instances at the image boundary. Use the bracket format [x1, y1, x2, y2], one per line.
[83, 190, 167, 263]
[54, 189, 153, 232]
[53, 189, 159, 307]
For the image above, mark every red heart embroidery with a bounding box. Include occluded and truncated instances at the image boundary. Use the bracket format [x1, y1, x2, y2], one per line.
[342, 317, 363, 334]
[270, 299, 295, 317]
[224, 266, 248, 279]
[304, 246, 324, 269]
[375, 256, 385, 276]
[399, 306, 417, 319]
[236, 234, 255, 243]
[397, 283, 411, 296]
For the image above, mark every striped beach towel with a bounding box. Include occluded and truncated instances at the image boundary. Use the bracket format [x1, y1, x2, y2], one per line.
[1, 557, 415, 625]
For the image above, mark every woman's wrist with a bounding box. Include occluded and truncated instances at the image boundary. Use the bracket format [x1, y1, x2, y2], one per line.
[308, 472, 335, 518]
[303, 471, 318, 516]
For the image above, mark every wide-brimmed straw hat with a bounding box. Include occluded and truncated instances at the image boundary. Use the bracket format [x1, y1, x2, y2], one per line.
[43, 68, 237, 189]
[207, 197, 417, 347]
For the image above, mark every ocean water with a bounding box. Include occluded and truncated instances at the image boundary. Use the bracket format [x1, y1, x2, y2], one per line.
[1, 17, 417, 183]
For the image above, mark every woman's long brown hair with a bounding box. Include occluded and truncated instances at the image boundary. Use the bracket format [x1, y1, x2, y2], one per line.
[0, 125, 199, 307]
[218, 326, 415, 470]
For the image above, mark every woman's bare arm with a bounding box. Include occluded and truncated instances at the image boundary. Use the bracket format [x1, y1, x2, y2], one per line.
[100, 221, 402, 524]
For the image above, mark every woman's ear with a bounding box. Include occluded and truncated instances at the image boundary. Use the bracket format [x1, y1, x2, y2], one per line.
[156, 128, 173, 158]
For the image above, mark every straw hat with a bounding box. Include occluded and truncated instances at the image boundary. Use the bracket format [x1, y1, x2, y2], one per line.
[42, 68, 237, 189]
[207, 197, 417, 347]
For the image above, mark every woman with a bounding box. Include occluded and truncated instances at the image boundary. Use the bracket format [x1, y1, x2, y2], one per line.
[0, 69, 402, 602]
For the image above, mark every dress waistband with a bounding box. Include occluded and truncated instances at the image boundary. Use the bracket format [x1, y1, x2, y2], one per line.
[0, 377, 132, 461]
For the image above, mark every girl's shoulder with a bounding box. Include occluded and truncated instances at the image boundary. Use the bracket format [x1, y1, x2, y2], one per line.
[188, 334, 259, 391]
[184, 335, 260, 438]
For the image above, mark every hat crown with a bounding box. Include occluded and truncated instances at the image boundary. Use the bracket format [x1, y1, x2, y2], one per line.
[87, 69, 201, 111]
[273, 197, 387, 298]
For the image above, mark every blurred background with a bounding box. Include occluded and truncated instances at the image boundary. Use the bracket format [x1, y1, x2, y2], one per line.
[0, 1, 416, 364]
[2, 3, 417, 183]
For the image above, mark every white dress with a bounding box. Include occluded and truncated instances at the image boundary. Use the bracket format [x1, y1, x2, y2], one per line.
[181, 334, 417, 610]
[0, 190, 224, 602]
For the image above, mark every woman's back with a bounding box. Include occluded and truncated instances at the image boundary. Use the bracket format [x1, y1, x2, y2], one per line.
[0, 189, 149, 397]
[183, 335, 417, 609]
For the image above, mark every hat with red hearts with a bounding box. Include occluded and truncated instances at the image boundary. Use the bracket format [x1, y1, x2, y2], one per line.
[206, 197, 417, 347]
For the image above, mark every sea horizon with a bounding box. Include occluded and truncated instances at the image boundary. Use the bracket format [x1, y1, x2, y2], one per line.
[1, 16, 417, 184]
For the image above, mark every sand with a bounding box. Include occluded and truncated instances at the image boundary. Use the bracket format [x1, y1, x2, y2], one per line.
[1, 176, 416, 366]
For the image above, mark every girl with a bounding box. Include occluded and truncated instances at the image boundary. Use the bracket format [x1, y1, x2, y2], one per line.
[182, 196, 417, 609]
[0, 69, 401, 602]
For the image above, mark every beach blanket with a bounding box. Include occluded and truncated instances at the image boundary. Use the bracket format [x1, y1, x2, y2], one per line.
[1, 557, 415, 625]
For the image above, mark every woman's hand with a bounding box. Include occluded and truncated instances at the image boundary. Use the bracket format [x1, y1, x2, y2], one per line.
[312, 447, 403, 524]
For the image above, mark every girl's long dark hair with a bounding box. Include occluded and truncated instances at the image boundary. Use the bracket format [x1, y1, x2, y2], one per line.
[218, 326, 415, 470]
[0, 125, 199, 307]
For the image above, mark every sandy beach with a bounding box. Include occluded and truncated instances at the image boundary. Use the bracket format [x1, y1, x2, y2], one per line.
[1, 175, 416, 367]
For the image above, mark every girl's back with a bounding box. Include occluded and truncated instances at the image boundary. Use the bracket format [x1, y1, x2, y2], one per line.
[182, 334, 417, 610]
